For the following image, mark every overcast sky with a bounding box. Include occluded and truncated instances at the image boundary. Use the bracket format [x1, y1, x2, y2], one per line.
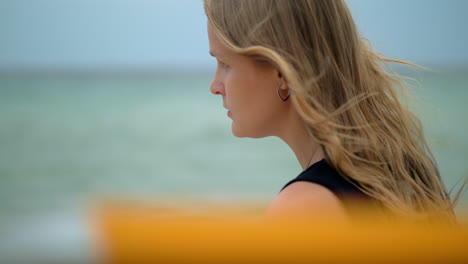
[0, 0, 467, 71]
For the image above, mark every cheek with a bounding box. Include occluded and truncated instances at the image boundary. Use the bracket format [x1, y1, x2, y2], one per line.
[237, 80, 275, 115]
[226, 65, 276, 112]
[226, 73, 249, 101]
[247, 76, 274, 101]
[224, 72, 238, 98]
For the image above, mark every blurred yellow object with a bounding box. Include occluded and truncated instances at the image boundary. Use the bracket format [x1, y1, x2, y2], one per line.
[89, 200, 468, 264]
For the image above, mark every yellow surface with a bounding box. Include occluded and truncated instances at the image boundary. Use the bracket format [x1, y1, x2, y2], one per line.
[89, 201, 468, 264]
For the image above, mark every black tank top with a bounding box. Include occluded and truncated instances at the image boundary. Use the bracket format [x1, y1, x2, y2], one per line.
[280, 158, 369, 202]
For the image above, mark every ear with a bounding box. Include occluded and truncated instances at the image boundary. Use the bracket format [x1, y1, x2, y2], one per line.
[277, 70, 288, 90]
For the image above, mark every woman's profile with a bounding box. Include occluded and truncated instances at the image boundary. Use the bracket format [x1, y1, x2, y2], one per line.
[204, 0, 462, 222]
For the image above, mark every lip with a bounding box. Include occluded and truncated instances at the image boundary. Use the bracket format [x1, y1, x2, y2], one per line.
[227, 110, 232, 117]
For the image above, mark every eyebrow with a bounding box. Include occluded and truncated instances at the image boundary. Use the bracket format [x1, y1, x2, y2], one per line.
[209, 51, 229, 61]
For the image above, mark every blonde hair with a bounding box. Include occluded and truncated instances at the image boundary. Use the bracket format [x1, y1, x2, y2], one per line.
[204, 0, 463, 221]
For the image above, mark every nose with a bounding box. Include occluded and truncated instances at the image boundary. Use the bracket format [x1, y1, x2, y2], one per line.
[210, 79, 225, 96]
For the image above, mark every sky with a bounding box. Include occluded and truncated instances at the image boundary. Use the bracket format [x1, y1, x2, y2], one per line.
[0, 0, 467, 72]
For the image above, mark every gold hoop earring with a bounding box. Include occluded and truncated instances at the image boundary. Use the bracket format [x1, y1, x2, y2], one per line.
[277, 82, 290, 101]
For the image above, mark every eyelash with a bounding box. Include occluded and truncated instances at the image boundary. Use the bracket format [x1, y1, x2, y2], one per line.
[218, 61, 229, 71]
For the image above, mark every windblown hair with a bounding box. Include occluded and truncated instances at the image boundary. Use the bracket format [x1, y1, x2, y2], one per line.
[204, 0, 462, 221]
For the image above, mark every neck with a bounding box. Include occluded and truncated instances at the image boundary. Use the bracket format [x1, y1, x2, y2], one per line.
[276, 106, 324, 171]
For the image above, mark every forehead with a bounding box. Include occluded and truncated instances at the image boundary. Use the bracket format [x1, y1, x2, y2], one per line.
[207, 23, 232, 59]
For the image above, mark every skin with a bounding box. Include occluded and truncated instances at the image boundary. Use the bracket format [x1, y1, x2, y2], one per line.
[207, 23, 348, 221]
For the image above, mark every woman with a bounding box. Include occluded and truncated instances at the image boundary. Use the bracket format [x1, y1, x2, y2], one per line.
[204, 0, 460, 222]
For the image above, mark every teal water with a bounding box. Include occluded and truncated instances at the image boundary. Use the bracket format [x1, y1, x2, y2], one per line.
[0, 70, 467, 262]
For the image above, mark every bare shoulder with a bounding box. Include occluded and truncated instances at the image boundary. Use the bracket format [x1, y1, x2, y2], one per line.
[265, 181, 349, 221]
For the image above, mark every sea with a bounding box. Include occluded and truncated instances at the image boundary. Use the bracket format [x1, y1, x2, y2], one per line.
[1, 69, 467, 263]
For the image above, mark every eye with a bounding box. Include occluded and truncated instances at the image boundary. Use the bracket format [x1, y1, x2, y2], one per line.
[217, 60, 229, 72]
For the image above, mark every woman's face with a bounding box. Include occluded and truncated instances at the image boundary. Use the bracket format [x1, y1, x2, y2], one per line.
[207, 23, 287, 138]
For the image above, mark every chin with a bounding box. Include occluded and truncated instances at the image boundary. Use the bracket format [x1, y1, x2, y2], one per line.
[231, 124, 245, 138]
[231, 123, 268, 139]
